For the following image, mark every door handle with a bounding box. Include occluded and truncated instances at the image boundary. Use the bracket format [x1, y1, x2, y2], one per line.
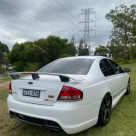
[110, 82, 114, 85]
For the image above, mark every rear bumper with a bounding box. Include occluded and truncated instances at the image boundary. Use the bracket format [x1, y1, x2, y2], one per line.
[7, 94, 101, 134]
[9, 111, 61, 129]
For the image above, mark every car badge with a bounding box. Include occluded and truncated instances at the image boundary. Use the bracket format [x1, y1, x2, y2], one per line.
[28, 82, 33, 85]
[48, 95, 54, 98]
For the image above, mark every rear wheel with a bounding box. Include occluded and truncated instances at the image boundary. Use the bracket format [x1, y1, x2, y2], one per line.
[97, 93, 112, 126]
[125, 80, 130, 95]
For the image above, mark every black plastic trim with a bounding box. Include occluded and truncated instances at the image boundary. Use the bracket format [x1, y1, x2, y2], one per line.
[9, 111, 61, 129]
[10, 74, 69, 82]
[32, 74, 40, 80]
[10, 75, 20, 80]
[59, 76, 69, 82]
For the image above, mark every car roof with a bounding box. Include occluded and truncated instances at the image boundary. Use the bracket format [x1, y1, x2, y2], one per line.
[59, 56, 107, 60]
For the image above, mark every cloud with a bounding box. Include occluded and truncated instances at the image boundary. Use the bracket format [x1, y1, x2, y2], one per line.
[0, 0, 135, 50]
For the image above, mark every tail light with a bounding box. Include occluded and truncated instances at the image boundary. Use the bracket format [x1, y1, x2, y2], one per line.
[9, 82, 12, 94]
[58, 86, 83, 101]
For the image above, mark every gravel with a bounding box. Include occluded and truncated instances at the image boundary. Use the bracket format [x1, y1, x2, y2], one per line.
[0, 81, 10, 89]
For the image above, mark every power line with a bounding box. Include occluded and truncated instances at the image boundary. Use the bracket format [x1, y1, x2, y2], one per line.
[85, 0, 91, 8]
[0, 1, 74, 34]
[75, 0, 82, 9]
[86, 0, 93, 8]
[54, 0, 79, 21]
[95, 28, 101, 45]
[37, 0, 78, 27]
[95, 14, 103, 44]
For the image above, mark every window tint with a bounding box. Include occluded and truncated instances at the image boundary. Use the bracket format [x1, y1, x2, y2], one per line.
[108, 59, 123, 74]
[38, 58, 94, 75]
[101, 59, 115, 76]
[100, 60, 108, 76]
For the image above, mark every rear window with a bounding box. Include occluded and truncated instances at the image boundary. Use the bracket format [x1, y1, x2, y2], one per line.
[38, 58, 94, 75]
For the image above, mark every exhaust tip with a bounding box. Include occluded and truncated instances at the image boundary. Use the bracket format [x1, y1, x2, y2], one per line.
[49, 128, 62, 134]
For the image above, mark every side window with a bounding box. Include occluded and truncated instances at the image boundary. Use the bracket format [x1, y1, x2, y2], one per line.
[100, 60, 108, 76]
[108, 59, 123, 74]
[101, 59, 115, 76]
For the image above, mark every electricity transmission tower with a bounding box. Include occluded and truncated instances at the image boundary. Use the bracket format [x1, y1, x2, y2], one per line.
[79, 8, 95, 53]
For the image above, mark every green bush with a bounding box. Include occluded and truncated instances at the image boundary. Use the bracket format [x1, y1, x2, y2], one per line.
[13, 61, 24, 72]
[120, 60, 129, 64]
[118, 59, 136, 65]
[130, 59, 136, 63]
[115, 58, 124, 63]
[59, 54, 72, 59]
[24, 63, 39, 72]
[0, 64, 6, 74]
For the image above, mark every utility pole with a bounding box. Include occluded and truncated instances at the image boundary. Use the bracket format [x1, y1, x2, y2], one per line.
[79, 8, 95, 54]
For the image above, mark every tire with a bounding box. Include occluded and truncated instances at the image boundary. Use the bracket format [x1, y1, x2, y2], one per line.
[97, 93, 112, 126]
[125, 80, 130, 95]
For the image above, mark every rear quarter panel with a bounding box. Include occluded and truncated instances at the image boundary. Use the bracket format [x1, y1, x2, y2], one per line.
[65, 58, 112, 105]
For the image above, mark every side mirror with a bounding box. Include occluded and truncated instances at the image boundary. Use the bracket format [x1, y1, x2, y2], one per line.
[124, 68, 131, 73]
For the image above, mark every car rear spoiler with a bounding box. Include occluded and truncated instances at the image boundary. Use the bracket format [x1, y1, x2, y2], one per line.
[9, 72, 85, 82]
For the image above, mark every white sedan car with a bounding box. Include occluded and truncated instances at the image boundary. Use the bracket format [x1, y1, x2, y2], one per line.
[7, 56, 131, 134]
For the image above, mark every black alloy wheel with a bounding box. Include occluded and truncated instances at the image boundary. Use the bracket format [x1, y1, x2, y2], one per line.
[125, 80, 130, 95]
[98, 94, 112, 126]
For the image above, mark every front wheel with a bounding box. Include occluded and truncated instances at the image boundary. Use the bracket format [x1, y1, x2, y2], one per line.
[125, 80, 130, 95]
[97, 93, 112, 126]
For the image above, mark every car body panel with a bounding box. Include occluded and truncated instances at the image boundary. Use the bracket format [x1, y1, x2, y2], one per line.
[7, 94, 101, 134]
[7, 56, 130, 134]
[11, 76, 65, 106]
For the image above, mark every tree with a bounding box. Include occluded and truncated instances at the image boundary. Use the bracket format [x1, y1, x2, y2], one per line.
[94, 45, 109, 57]
[106, 31, 124, 60]
[59, 54, 71, 59]
[13, 61, 24, 71]
[77, 39, 89, 56]
[67, 35, 77, 56]
[8, 35, 77, 71]
[106, 4, 136, 60]
[129, 45, 136, 60]
[8, 42, 24, 64]
[24, 63, 40, 71]
[0, 41, 9, 63]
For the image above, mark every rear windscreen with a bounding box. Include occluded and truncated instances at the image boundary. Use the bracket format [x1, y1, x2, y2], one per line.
[38, 58, 94, 75]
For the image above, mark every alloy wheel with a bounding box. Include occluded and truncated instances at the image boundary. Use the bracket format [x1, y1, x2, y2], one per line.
[127, 82, 130, 93]
[102, 95, 111, 123]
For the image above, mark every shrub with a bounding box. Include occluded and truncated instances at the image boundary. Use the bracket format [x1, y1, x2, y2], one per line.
[118, 59, 136, 65]
[0, 64, 6, 74]
[130, 59, 136, 63]
[13, 61, 24, 72]
[59, 54, 71, 59]
[24, 63, 39, 72]
[115, 58, 124, 63]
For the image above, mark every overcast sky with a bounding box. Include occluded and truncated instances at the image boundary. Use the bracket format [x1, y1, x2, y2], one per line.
[0, 0, 135, 50]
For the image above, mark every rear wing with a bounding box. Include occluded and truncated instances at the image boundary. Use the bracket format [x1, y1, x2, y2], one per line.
[9, 72, 85, 82]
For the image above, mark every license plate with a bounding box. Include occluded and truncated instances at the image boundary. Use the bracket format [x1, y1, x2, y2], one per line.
[23, 89, 40, 98]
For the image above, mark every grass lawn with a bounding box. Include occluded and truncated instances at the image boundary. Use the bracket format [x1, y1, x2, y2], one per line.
[0, 77, 12, 83]
[0, 63, 136, 136]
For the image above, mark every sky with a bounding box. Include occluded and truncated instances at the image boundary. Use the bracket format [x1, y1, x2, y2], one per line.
[0, 0, 135, 51]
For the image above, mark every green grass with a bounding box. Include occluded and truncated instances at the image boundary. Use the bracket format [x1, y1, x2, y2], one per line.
[0, 63, 136, 136]
[0, 77, 12, 83]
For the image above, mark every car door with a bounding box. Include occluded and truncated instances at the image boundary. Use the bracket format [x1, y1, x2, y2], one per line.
[107, 59, 127, 94]
[100, 59, 121, 99]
